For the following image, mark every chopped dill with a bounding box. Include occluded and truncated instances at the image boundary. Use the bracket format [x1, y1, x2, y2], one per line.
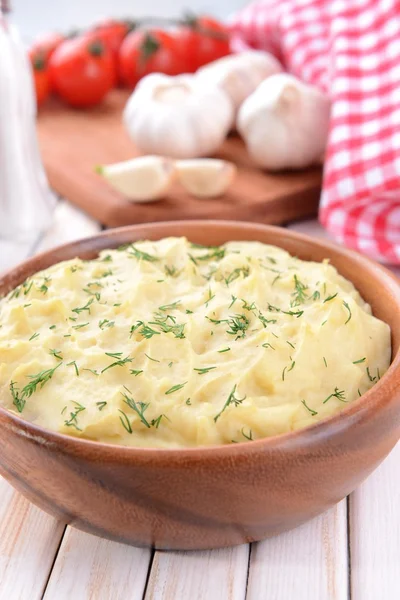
[292, 275, 308, 306]
[121, 389, 150, 428]
[159, 301, 181, 311]
[343, 301, 352, 324]
[194, 366, 216, 375]
[130, 369, 143, 377]
[118, 409, 132, 433]
[72, 298, 94, 315]
[229, 295, 237, 308]
[241, 428, 253, 441]
[127, 245, 159, 262]
[67, 361, 79, 376]
[262, 342, 275, 350]
[145, 353, 160, 363]
[353, 357, 366, 364]
[99, 319, 115, 329]
[323, 387, 346, 404]
[323, 293, 338, 303]
[102, 353, 132, 373]
[64, 401, 85, 430]
[165, 382, 187, 395]
[224, 266, 250, 285]
[214, 384, 246, 422]
[301, 399, 318, 416]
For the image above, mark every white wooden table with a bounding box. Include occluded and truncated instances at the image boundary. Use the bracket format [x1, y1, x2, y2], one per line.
[1, 202, 399, 600]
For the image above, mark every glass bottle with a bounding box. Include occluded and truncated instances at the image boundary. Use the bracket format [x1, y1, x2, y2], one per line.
[0, 0, 55, 242]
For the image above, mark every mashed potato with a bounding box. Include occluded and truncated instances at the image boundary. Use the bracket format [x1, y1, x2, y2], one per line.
[0, 237, 391, 447]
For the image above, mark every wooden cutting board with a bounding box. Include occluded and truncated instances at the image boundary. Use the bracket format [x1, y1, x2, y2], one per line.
[36, 89, 322, 228]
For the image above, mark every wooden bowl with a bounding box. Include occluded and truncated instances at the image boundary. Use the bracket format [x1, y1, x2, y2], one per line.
[1, 220, 400, 551]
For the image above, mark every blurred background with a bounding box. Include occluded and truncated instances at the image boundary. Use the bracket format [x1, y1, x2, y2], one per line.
[13, 0, 248, 38]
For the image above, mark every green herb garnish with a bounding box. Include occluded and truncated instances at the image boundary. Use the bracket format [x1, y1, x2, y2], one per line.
[301, 399, 318, 416]
[214, 384, 246, 422]
[49, 348, 63, 360]
[323, 387, 346, 404]
[118, 409, 132, 433]
[102, 353, 132, 373]
[72, 322, 89, 330]
[144, 353, 160, 363]
[99, 319, 115, 330]
[343, 301, 352, 324]
[165, 382, 187, 395]
[292, 275, 308, 306]
[72, 298, 94, 315]
[224, 266, 250, 286]
[67, 361, 79, 376]
[194, 367, 216, 375]
[130, 369, 143, 377]
[226, 314, 250, 340]
[127, 245, 159, 262]
[241, 428, 253, 441]
[64, 401, 85, 430]
[324, 293, 338, 303]
[353, 357, 366, 364]
[159, 301, 181, 311]
[96, 401, 107, 411]
[121, 389, 150, 428]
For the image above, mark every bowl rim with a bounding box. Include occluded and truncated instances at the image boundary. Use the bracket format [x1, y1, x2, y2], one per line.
[1, 219, 399, 461]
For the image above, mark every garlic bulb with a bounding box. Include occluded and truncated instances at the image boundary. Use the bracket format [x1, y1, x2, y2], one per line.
[96, 155, 175, 202]
[197, 51, 282, 122]
[176, 159, 236, 198]
[123, 73, 233, 160]
[237, 73, 331, 171]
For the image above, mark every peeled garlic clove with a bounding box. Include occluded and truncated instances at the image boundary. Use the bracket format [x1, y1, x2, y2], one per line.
[176, 159, 236, 198]
[237, 73, 331, 171]
[197, 50, 282, 119]
[96, 155, 175, 202]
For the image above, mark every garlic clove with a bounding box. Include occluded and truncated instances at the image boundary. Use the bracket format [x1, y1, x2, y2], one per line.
[176, 159, 237, 198]
[96, 155, 176, 202]
[237, 73, 331, 171]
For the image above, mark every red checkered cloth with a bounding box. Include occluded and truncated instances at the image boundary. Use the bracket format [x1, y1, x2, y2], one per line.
[229, 0, 400, 264]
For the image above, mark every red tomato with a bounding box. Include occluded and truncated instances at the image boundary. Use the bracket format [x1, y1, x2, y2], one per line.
[30, 32, 65, 61]
[118, 28, 187, 88]
[28, 50, 51, 108]
[85, 18, 130, 58]
[177, 16, 231, 72]
[49, 37, 115, 108]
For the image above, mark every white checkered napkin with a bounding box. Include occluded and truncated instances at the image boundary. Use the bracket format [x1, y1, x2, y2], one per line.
[229, 0, 400, 264]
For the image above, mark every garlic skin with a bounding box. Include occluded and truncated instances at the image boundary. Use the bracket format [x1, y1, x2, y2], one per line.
[96, 155, 175, 202]
[123, 74, 233, 160]
[176, 159, 236, 198]
[237, 73, 331, 171]
[197, 51, 282, 121]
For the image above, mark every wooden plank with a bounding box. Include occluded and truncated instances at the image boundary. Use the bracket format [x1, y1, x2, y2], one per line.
[43, 528, 152, 600]
[350, 443, 400, 600]
[37, 90, 322, 228]
[247, 502, 348, 600]
[145, 545, 249, 600]
[0, 477, 65, 600]
[0, 201, 102, 600]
